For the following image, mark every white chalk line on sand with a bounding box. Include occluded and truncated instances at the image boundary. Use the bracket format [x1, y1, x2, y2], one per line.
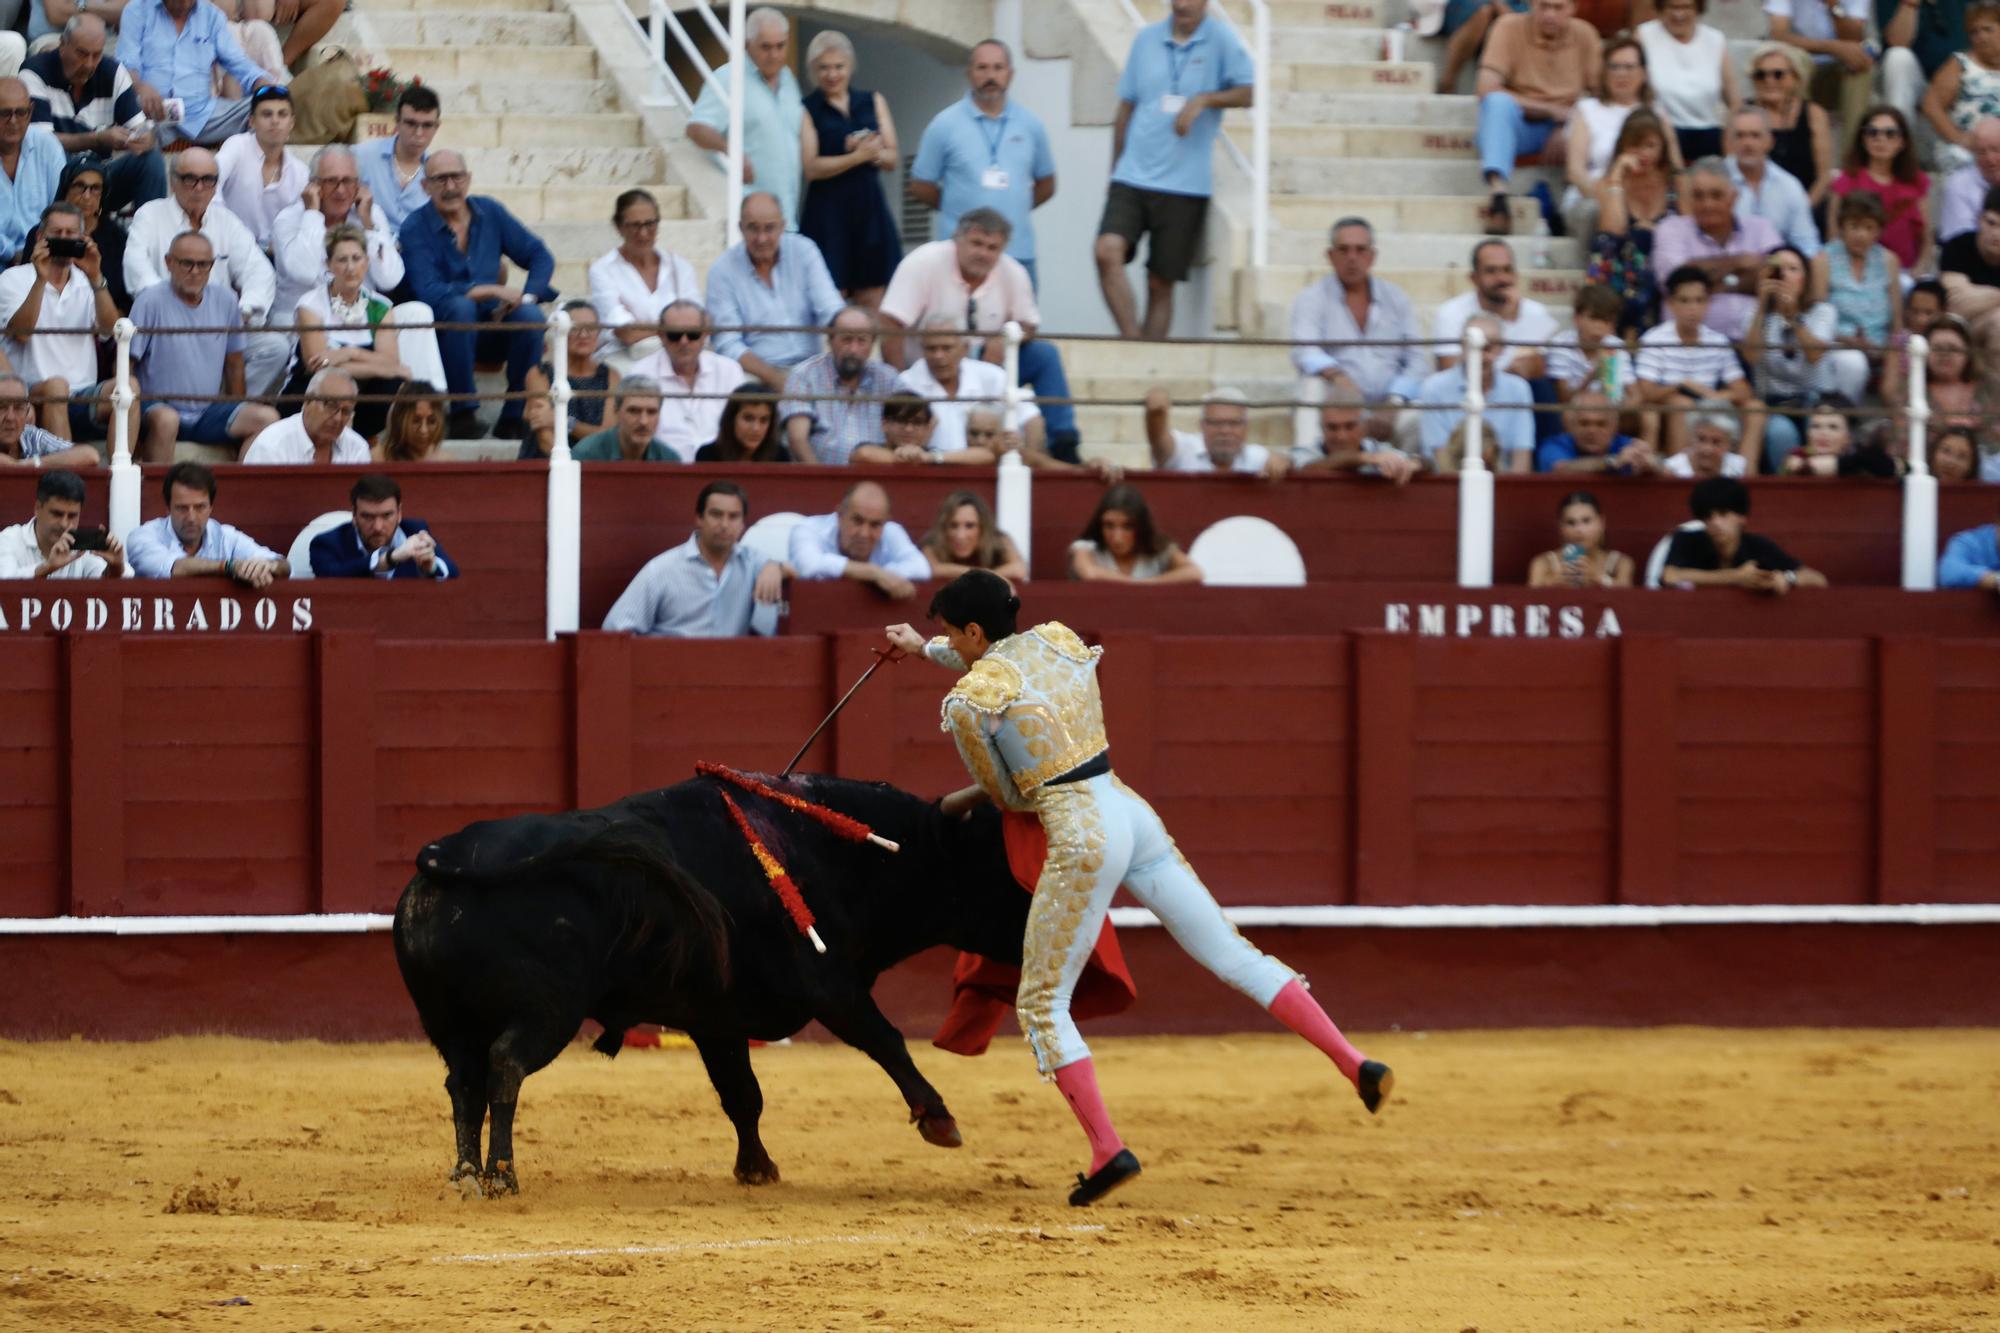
[429, 1221, 1109, 1267]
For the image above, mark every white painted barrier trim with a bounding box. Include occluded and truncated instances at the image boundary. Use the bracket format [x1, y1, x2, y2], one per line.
[4, 904, 2000, 936]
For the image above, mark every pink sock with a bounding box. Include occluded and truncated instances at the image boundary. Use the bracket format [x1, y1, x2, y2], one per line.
[1269, 978, 1366, 1085]
[1052, 1058, 1125, 1174]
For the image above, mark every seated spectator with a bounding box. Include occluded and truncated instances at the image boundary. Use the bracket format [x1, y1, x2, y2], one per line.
[881, 208, 1078, 458]
[787, 479, 932, 599]
[1145, 385, 1287, 479]
[380, 383, 446, 463]
[1438, 0, 1525, 97]
[130, 230, 279, 460]
[272, 147, 423, 360]
[1648, 158, 1780, 344]
[706, 190, 844, 388]
[1904, 278, 1947, 336]
[1287, 216, 1426, 449]
[1527, 489, 1634, 586]
[120, 0, 281, 147]
[694, 381, 789, 463]
[686, 8, 804, 230]
[1941, 499, 2000, 589]
[779, 303, 901, 464]
[1745, 243, 1866, 467]
[1068, 481, 1202, 583]
[571, 376, 674, 462]
[1472, 0, 1601, 233]
[1915, 314, 1982, 432]
[630, 300, 746, 462]
[1659, 474, 1828, 590]
[0, 466, 124, 577]
[1829, 107, 1928, 270]
[1291, 387, 1422, 482]
[126, 460, 284, 583]
[399, 149, 555, 441]
[588, 188, 700, 376]
[1436, 418, 1503, 473]
[1941, 118, 2000, 243]
[1634, 266, 1759, 456]
[38, 156, 129, 311]
[1561, 37, 1659, 241]
[1824, 190, 1902, 367]
[797, 29, 902, 308]
[214, 84, 302, 250]
[354, 85, 439, 236]
[1094, 0, 1251, 339]
[210, 0, 346, 72]
[1941, 186, 2000, 373]
[1663, 400, 1751, 476]
[850, 392, 943, 465]
[894, 317, 1041, 457]
[522, 300, 618, 445]
[126, 147, 283, 393]
[0, 371, 99, 468]
[308, 473, 455, 580]
[1746, 42, 1834, 213]
[603, 480, 788, 637]
[1537, 390, 1660, 472]
[1725, 106, 1821, 260]
[1417, 314, 1536, 471]
[0, 76, 66, 267]
[1637, 0, 1734, 162]
[1763, 0, 1876, 150]
[962, 404, 1009, 459]
[0, 200, 124, 443]
[1916, 1, 2000, 174]
[241, 367, 368, 463]
[1778, 400, 1855, 475]
[286, 223, 412, 441]
[1879, 0, 1968, 122]
[919, 489, 1027, 580]
[1929, 425, 1982, 482]
[1548, 282, 1635, 403]
[1586, 109, 1679, 334]
[20, 14, 165, 217]
[1436, 239, 1558, 391]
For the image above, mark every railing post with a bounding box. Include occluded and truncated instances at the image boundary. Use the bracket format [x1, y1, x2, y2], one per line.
[725, 0, 746, 239]
[1456, 323, 1493, 588]
[108, 317, 139, 542]
[546, 306, 581, 638]
[1901, 333, 1936, 591]
[997, 320, 1032, 573]
[1251, 0, 1270, 270]
[649, 0, 667, 93]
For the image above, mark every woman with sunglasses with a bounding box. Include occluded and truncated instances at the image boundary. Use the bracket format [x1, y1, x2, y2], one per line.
[1746, 42, 1833, 210]
[1830, 106, 1929, 270]
[586, 188, 701, 375]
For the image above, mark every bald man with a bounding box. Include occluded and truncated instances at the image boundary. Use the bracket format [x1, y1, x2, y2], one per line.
[786, 480, 933, 600]
[399, 149, 556, 440]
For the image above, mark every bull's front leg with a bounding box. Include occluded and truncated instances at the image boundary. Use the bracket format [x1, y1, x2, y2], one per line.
[445, 1060, 488, 1193]
[815, 992, 963, 1149]
[690, 1030, 779, 1184]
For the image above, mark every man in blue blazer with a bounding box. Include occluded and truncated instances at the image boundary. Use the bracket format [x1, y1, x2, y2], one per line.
[309, 474, 457, 580]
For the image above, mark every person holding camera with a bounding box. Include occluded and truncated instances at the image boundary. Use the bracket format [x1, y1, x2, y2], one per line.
[0, 467, 127, 580]
[0, 201, 127, 446]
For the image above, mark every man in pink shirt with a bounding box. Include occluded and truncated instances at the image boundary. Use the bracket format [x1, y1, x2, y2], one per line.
[1648, 159, 1782, 340]
[878, 207, 1079, 458]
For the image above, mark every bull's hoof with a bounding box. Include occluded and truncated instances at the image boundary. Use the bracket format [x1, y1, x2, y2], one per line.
[449, 1161, 483, 1199]
[915, 1112, 963, 1148]
[1358, 1060, 1394, 1115]
[734, 1158, 781, 1186]
[481, 1160, 519, 1196]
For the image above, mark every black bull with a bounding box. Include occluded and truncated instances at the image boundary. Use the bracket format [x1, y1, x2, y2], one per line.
[392, 773, 1031, 1195]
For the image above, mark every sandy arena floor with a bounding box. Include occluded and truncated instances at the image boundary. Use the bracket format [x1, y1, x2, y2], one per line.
[1, 1028, 1996, 1331]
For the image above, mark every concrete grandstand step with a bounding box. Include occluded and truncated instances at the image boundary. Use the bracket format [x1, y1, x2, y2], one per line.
[446, 146, 665, 187]
[529, 219, 723, 266]
[1055, 339, 1297, 381]
[1267, 228, 1585, 269]
[1273, 155, 1553, 195]
[1278, 61, 1433, 95]
[367, 0, 549, 9]
[483, 183, 689, 224]
[1272, 193, 1543, 234]
[1258, 91, 1477, 128]
[365, 10, 575, 45]
[1267, 123, 1482, 160]
[1257, 27, 1396, 62]
[420, 77, 618, 116]
[382, 46, 599, 81]
[1271, 0, 1395, 26]
[351, 112, 646, 150]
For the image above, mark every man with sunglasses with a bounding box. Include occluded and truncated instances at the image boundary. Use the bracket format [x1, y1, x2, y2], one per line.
[0, 77, 67, 268]
[128, 229, 279, 460]
[119, 0, 284, 148]
[630, 298, 745, 462]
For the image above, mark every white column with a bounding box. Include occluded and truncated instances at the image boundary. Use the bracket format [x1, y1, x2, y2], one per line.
[725, 0, 746, 239]
[108, 317, 139, 543]
[1456, 323, 1493, 588]
[996, 320, 1032, 574]
[1901, 333, 1937, 591]
[545, 307, 581, 638]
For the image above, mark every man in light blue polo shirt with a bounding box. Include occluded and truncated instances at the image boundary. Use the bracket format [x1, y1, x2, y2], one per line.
[1095, 0, 1252, 340]
[119, 0, 280, 148]
[688, 7, 805, 229]
[354, 85, 441, 236]
[909, 39, 1057, 287]
[705, 190, 844, 387]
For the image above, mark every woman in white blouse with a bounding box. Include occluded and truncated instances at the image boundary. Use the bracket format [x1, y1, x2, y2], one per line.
[289, 224, 412, 442]
[586, 188, 703, 376]
[1563, 38, 1671, 240]
[1635, 0, 1737, 163]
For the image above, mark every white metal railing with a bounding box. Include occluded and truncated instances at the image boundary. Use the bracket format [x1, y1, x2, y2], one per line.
[547, 307, 581, 638]
[1114, 0, 1270, 269]
[1901, 335, 1935, 592]
[619, 0, 748, 238]
[1456, 324, 1492, 588]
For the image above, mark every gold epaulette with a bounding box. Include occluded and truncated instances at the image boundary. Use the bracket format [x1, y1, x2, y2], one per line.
[942, 654, 1024, 720]
[1031, 621, 1100, 663]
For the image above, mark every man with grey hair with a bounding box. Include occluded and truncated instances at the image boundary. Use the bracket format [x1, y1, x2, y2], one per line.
[1940, 118, 2000, 244]
[628, 299, 747, 461]
[1723, 107, 1820, 258]
[573, 376, 681, 462]
[1287, 216, 1426, 450]
[130, 229, 280, 460]
[687, 7, 804, 228]
[1291, 383, 1421, 483]
[1648, 157, 1781, 341]
[1145, 384, 1287, 478]
[705, 189, 843, 387]
[891, 313, 1044, 457]
[18, 14, 166, 215]
[780, 302, 904, 463]
[240, 367, 371, 463]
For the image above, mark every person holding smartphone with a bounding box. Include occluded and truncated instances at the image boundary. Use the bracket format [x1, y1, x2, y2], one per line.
[0, 467, 127, 580]
[0, 200, 127, 445]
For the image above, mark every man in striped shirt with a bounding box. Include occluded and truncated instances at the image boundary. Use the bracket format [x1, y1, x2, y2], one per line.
[19, 14, 166, 215]
[1634, 266, 1759, 460]
[779, 305, 901, 464]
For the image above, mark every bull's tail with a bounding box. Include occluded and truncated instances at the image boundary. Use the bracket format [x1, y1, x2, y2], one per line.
[568, 823, 733, 994]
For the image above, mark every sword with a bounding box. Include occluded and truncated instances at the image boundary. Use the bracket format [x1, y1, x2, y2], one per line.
[781, 646, 903, 777]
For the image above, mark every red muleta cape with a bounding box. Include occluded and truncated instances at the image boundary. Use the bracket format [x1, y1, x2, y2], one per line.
[931, 811, 1138, 1056]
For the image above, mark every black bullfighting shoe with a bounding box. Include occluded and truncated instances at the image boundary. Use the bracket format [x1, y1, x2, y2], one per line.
[1068, 1149, 1142, 1207]
[1358, 1060, 1394, 1114]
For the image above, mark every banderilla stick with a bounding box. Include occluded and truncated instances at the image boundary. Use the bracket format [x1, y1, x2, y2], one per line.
[781, 646, 903, 778]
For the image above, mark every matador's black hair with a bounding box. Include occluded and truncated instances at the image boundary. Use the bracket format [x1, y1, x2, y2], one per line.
[928, 569, 1020, 643]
